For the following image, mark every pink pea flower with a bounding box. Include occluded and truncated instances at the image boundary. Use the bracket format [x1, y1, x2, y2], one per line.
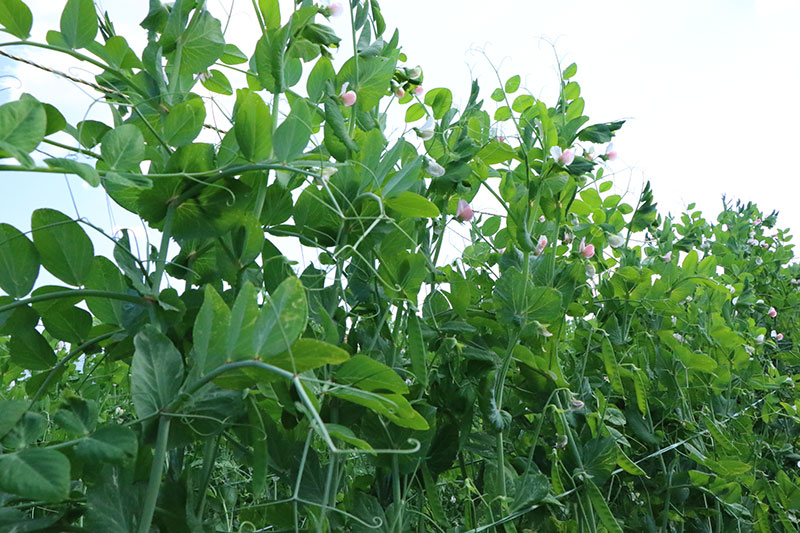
[777, 333, 784, 341]
[456, 199, 473, 222]
[579, 237, 595, 259]
[328, 2, 344, 16]
[539, 215, 546, 223]
[339, 82, 356, 107]
[414, 86, 424, 96]
[605, 143, 617, 161]
[768, 306, 777, 318]
[533, 235, 548, 256]
[549, 146, 575, 166]
[394, 87, 405, 98]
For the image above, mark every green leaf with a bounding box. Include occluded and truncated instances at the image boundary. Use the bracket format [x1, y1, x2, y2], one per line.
[31, 208, 93, 286]
[76, 119, 110, 148]
[424, 88, 452, 120]
[131, 325, 185, 418]
[505, 75, 521, 93]
[494, 267, 562, 326]
[40, 301, 92, 343]
[326, 423, 373, 450]
[0, 0, 32, 39]
[201, 69, 233, 95]
[329, 388, 428, 430]
[259, 0, 281, 28]
[334, 354, 409, 394]
[307, 55, 334, 102]
[73, 425, 137, 463]
[42, 103, 66, 135]
[163, 98, 206, 147]
[382, 155, 422, 198]
[476, 139, 515, 165]
[84, 256, 127, 325]
[385, 191, 440, 218]
[225, 282, 260, 362]
[256, 277, 308, 358]
[0, 93, 46, 155]
[44, 157, 100, 187]
[273, 100, 312, 162]
[494, 106, 511, 121]
[404, 102, 426, 123]
[585, 478, 623, 533]
[53, 397, 97, 436]
[221, 43, 248, 65]
[234, 89, 272, 161]
[8, 328, 55, 370]
[180, 12, 225, 74]
[511, 94, 535, 112]
[323, 98, 358, 156]
[578, 121, 625, 143]
[512, 473, 550, 511]
[563, 62, 578, 79]
[245, 338, 349, 381]
[563, 81, 580, 100]
[59, 0, 96, 49]
[0, 400, 28, 439]
[101, 124, 145, 171]
[338, 54, 397, 111]
[491, 88, 505, 102]
[192, 284, 231, 376]
[0, 449, 70, 502]
[0, 223, 39, 297]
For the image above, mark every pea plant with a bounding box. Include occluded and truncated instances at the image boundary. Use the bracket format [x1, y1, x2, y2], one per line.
[1, 1, 799, 531]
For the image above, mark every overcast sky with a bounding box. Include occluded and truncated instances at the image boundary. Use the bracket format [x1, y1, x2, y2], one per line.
[2, 0, 799, 260]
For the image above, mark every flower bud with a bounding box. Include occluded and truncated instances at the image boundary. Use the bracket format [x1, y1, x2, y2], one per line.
[605, 143, 617, 160]
[607, 233, 625, 248]
[456, 199, 473, 222]
[328, 2, 344, 16]
[533, 235, 548, 256]
[425, 156, 446, 177]
[394, 87, 405, 98]
[341, 90, 357, 107]
[414, 86, 424, 96]
[579, 237, 595, 259]
[768, 306, 777, 318]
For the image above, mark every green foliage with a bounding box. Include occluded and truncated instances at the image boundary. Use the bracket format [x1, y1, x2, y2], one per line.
[1, 2, 799, 532]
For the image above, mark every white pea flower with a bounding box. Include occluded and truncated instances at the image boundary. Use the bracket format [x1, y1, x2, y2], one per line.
[607, 233, 625, 248]
[424, 156, 445, 177]
[756, 334, 765, 345]
[415, 117, 435, 140]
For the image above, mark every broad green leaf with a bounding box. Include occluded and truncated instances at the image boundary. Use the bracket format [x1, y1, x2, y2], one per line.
[180, 11, 225, 74]
[60, 0, 96, 49]
[328, 388, 428, 430]
[585, 478, 623, 533]
[491, 88, 505, 102]
[0, 400, 28, 439]
[221, 43, 248, 65]
[563, 62, 578, 79]
[323, 98, 358, 157]
[43, 103, 66, 135]
[578, 121, 625, 143]
[511, 94, 535, 112]
[0, 223, 39, 297]
[424, 88, 452, 120]
[234, 89, 272, 161]
[326, 423, 373, 450]
[404, 102, 426, 123]
[2, 411, 46, 448]
[338, 54, 397, 111]
[76, 119, 110, 148]
[226, 282, 260, 362]
[193, 284, 231, 375]
[385, 191, 440, 218]
[563, 81, 580, 100]
[53, 397, 98, 436]
[512, 473, 550, 511]
[131, 325, 185, 418]
[39, 301, 92, 343]
[256, 277, 308, 358]
[73, 425, 137, 463]
[44, 157, 100, 187]
[201, 69, 233, 95]
[84, 256, 127, 326]
[262, 338, 349, 375]
[505, 74, 521, 93]
[259, 0, 280, 28]
[273, 100, 312, 162]
[0, 449, 70, 502]
[98, 35, 142, 69]
[31, 208, 93, 286]
[101, 124, 145, 171]
[0, 0, 32, 39]
[494, 106, 511, 121]
[476, 139, 515, 164]
[494, 267, 562, 326]
[163, 98, 206, 147]
[0, 93, 46, 155]
[334, 354, 409, 394]
[382, 155, 422, 198]
[307, 55, 334, 102]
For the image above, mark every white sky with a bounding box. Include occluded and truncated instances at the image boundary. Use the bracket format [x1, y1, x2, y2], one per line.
[2, 0, 799, 258]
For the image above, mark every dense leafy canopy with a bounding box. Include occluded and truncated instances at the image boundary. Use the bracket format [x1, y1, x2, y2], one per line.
[1, 1, 799, 532]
